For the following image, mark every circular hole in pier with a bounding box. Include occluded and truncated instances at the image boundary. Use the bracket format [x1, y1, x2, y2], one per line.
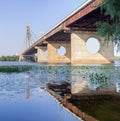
[86, 37, 100, 54]
[57, 46, 66, 56]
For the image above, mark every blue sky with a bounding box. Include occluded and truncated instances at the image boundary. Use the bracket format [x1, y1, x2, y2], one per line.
[0, 0, 87, 56]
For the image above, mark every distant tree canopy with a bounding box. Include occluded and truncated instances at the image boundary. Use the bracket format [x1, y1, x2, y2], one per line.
[0, 55, 19, 61]
[97, 0, 120, 51]
[0, 55, 37, 62]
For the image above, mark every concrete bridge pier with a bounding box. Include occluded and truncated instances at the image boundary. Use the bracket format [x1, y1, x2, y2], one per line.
[35, 46, 48, 63]
[71, 31, 114, 64]
[35, 31, 114, 64]
[47, 41, 71, 64]
[19, 54, 37, 62]
[19, 55, 25, 61]
[21, 0, 115, 64]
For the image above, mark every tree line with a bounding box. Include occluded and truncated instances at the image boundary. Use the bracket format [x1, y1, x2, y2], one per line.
[0, 55, 19, 61]
[97, 0, 120, 51]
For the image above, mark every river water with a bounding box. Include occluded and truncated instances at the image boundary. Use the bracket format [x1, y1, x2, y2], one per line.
[0, 61, 120, 121]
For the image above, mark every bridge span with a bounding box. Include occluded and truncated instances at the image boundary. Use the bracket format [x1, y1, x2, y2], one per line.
[20, 0, 114, 64]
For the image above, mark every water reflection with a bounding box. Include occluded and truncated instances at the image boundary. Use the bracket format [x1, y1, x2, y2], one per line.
[0, 63, 120, 94]
[71, 66, 120, 94]
[42, 65, 120, 94]
[0, 81, 81, 121]
[0, 62, 120, 121]
[0, 89, 82, 121]
[25, 82, 30, 102]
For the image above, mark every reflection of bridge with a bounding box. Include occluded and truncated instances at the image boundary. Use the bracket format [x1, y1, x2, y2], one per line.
[20, 0, 114, 64]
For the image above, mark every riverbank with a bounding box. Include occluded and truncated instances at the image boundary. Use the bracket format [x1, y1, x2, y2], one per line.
[45, 88, 120, 121]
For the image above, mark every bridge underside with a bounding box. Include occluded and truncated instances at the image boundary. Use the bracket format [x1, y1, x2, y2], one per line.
[21, 0, 114, 64]
[67, 7, 113, 32]
[35, 31, 114, 64]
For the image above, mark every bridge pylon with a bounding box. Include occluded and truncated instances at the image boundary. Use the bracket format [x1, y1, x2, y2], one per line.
[19, 25, 37, 62]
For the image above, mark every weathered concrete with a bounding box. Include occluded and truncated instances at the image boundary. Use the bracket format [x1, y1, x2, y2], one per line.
[19, 55, 25, 61]
[47, 41, 71, 63]
[71, 31, 114, 64]
[22, 0, 114, 64]
[35, 31, 114, 64]
[35, 46, 48, 63]
[21, 0, 115, 64]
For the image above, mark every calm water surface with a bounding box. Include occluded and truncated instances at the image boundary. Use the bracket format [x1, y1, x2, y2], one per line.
[0, 61, 120, 121]
[0, 62, 82, 121]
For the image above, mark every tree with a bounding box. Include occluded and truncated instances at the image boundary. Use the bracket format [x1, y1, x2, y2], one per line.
[0, 55, 19, 61]
[97, 0, 120, 51]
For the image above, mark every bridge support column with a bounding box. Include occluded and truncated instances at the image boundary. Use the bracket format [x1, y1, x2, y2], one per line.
[19, 55, 25, 61]
[47, 41, 71, 63]
[19, 54, 36, 62]
[35, 46, 47, 63]
[71, 31, 114, 64]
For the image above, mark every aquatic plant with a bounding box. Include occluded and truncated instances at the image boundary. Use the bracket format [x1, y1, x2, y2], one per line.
[0, 65, 32, 73]
[88, 73, 109, 90]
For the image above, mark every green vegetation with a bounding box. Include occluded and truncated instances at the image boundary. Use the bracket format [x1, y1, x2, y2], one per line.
[0, 55, 19, 61]
[97, 0, 120, 51]
[89, 73, 108, 90]
[115, 56, 120, 60]
[0, 55, 37, 62]
[0, 65, 32, 73]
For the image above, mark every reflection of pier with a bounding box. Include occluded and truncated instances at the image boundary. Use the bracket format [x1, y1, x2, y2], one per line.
[71, 69, 117, 94]
[71, 79, 90, 94]
[25, 83, 30, 102]
[46, 66, 119, 95]
[46, 66, 120, 121]
[116, 83, 120, 92]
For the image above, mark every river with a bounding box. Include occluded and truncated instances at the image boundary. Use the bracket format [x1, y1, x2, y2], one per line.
[0, 61, 120, 121]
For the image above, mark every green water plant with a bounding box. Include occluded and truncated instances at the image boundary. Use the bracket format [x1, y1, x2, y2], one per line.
[0, 65, 32, 73]
[88, 73, 108, 90]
